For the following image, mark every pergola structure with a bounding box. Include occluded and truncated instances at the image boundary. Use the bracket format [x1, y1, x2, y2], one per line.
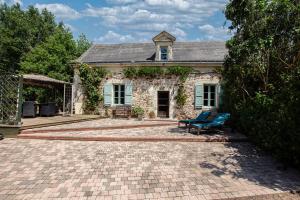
[0, 72, 73, 127]
[23, 74, 73, 117]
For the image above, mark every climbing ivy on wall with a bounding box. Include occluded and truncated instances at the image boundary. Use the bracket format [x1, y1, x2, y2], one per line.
[79, 64, 107, 113]
[123, 66, 192, 79]
[123, 66, 193, 107]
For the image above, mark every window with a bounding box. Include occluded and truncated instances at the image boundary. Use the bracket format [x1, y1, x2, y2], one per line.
[203, 85, 216, 107]
[160, 47, 168, 61]
[114, 85, 125, 105]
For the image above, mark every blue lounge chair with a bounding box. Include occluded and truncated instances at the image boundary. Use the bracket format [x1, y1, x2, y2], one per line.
[189, 113, 231, 134]
[178, 111, 211, 128]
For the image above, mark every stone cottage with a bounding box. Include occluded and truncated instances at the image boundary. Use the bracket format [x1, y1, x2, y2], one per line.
[73, 31, 227, 119]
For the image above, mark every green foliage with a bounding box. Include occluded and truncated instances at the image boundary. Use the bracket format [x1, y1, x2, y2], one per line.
[167, 66, 193, 81]
[75, 33, 92, 57]
[79, 64, 107, 112]
[123, 66, 192, 80]
[138, 67, 165, 78]
[0, 4, 56, 72]
[21, 26, 77, 81]
[123, 67, 138, 78]
[175, 85, 188, 108]
[223, 0, 300, 168]
[132, 106, 144, 117]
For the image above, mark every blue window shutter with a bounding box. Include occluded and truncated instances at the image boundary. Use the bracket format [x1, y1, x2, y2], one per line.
[104, 84, 112, 106]
[125, 83, 133, 105]
[195, 84, 203, 109]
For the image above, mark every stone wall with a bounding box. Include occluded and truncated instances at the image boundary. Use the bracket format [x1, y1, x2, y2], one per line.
[73, 67, 221, 119]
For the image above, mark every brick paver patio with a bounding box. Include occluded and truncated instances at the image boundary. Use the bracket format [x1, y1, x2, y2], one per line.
[0, 139, 300, 199]
[19, 119, 247, 142]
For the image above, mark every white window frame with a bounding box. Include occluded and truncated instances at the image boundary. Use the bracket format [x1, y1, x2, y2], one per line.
[203, 84, 217, 108]
[113, 84, 125, 105]
[160, 46, 168, 61]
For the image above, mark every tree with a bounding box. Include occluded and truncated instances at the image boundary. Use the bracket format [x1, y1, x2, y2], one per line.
[76, 33, 92, 57]
[222, 0, 300, 167]
[20, 25, 77, 81]
[0, 4, 56, 72]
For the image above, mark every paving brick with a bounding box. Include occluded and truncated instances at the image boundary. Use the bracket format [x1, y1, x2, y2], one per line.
[0, 138, 300, 199]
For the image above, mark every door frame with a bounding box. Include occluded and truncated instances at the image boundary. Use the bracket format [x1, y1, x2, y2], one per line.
[157, 91, 170, 118]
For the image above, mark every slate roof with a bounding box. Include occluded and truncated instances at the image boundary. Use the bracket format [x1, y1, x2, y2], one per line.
[77, 41, 227, 64]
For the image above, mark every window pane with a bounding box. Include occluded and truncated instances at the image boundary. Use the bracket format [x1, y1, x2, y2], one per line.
[210, 100, 215, 106]
[160, 47, 168, 60]
[204, 92, 208, 99]
[204, 100, 208, 106]
[210, 86, 215, 93]
[114, 85, 118, 91]
[114, 98, 118, 104]
[210, 92, 215, 100]
[204, 86, 208, 93]
[120, 98, 125, 104]
[161, 54, 167, 60]
[120, 85, 125, 92]
[161, 47, 167, 53]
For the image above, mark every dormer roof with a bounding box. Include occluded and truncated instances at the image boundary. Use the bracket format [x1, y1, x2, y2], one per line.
[152, 31, 176, 43]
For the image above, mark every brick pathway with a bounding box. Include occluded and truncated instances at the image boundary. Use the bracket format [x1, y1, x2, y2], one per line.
[18, 126, 247, 142]
[23, 119, 177, 132]
[19, 119, 247, 142]
[0, 139, 300, 199]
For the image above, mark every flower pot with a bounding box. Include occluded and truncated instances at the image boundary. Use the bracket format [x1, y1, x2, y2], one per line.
[137, 114, 143, 121]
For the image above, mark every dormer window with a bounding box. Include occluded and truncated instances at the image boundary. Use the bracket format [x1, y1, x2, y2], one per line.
[152, 31, 176, 61]
[160, 47, 168, 61]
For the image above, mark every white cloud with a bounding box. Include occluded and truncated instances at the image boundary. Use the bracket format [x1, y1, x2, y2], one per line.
[145, 0, 190, 10]
[83, 0, 227, 41]
[198, 24, 231, 40]
[94, 31, 136, 43]
[27, 1, 228, 42]
[0, 0, 22, 5]
[106, 0, 139, 4]
[34, 3, 81, 20]
[65, 23, 76, 32]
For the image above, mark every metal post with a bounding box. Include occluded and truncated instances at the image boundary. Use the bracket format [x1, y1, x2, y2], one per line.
[71, 84, 74, 116]
[63, 83, 66, 116]
[16, 75, 23, 126]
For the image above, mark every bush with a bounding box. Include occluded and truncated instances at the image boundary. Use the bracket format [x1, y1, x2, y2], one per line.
[132, 106, 144, 117]
[223, 0, 300, 168]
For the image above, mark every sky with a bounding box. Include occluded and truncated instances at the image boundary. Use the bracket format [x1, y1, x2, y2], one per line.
[2, 0, 231, 44]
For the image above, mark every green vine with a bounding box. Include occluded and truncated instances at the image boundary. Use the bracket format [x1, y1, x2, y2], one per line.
[166, 66, 193, 81]
[124, 66, 165, 78]
[124, 66, 192, 107]
[79, 64, 107, 112]
[123, 66, 192, 79]
[175, 85, 188, 108]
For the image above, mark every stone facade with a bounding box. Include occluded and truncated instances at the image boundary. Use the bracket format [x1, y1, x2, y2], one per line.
[73, 66, 221, 119]
[73, 31, 226, 119]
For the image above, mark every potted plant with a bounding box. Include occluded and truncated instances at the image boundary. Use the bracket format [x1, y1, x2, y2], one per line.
[132, 106, 145, 121]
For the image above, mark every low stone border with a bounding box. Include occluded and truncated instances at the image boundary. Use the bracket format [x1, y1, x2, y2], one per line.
[20, 122, 177, 134]
[20, 116, 105, 130]
[17, 134, 248, 142]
